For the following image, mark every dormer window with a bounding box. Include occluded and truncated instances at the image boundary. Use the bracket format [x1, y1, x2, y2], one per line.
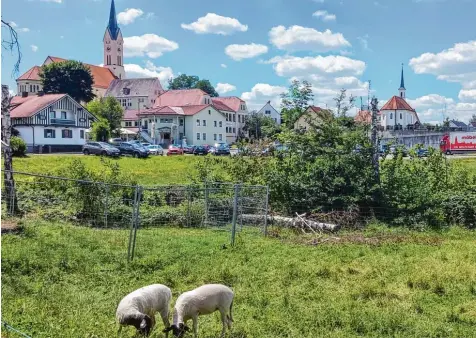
[123, 88, 130, 95]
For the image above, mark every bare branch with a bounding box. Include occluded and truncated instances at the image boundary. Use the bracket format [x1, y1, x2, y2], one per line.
[1, 19, 22, 78]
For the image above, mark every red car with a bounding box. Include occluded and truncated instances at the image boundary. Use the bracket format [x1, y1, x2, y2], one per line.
[167, 144, 184, 156]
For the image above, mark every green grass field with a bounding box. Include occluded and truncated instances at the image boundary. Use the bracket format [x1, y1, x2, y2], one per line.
[2, 220, 476, 338]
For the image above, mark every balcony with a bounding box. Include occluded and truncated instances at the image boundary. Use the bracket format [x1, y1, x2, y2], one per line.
[51, 118, 75, 126]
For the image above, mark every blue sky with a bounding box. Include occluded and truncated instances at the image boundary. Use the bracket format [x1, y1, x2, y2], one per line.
[2, 0, 476, 123]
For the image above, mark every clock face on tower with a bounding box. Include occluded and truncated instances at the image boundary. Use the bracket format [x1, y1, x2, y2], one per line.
[106, 46, 111, 52]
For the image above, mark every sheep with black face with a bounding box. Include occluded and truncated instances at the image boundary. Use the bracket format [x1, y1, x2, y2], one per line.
[116, 284, 172, 337]
[163, 284, 234, 338]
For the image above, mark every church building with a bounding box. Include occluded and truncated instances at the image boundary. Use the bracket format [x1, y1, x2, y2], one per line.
[15, 0, 124, 98]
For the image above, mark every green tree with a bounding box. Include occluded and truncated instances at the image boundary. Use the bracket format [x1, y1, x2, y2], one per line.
[90, 119, 111, 142]
[470, 114, 476, 124]
[244, 111, 280, 140]
[10, 136, 26, 156]
[334, 88, 356, 118]
[168, 74, 219, 97]
[86, 97, 124, 137]
[280, 80, 313, 127]
[40, 60, 95, 102]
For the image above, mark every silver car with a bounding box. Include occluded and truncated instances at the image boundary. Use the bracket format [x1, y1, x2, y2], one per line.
[147, 144, 165, 155]
[82, 142, 121, 157]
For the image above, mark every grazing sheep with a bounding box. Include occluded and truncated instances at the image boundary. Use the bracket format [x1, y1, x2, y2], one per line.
[116, 284, 172, 337]
[163, 284, 234, 338]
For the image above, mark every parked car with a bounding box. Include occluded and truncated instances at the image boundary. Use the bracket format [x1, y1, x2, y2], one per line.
[141, 142, 151, 147]
[82, 142, 121, 157]
[108, 138, 123, 146]
[117, 142, 149, 158]
[183, 145, 195, 154]
[214, 144, 231, 156]
[416, 147, 429, 157]
[193, 145, 208, 155]
[167, 144, 184, 156]
[147, 144, 165, 156]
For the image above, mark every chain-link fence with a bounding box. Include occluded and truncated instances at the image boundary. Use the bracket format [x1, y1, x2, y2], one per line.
[1, 171, 269, 260]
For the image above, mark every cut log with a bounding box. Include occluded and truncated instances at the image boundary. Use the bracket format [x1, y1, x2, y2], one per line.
[240, 214, 340, 232]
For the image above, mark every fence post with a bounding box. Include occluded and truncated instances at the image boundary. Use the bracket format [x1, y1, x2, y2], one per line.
[264, 185, 270, 236]
[231, 184, 240, 246]
[130, 186, 142, 261]
[204, 181, 209, 225]
[104, 184, 109, 227]
[128, 185, 140, 261]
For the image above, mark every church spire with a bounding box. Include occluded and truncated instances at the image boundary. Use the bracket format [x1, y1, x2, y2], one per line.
[107, 0, 120, 40]
[399, 63, 406, 99]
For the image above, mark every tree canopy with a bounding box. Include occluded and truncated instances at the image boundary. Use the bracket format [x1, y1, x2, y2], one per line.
[168, 74, 219, 97]
[86, 97, 124, 137]
[40, 60, 95, 103]
[243, 111, 281, 140]
[280, 80, 313, 127]
[90, 119, 111, 142]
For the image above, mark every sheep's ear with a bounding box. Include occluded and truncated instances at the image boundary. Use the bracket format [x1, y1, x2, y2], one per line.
[184, 325, 190, 332]
[162, 326, 173, 333]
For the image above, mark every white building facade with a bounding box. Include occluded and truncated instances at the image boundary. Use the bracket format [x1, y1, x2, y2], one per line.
[257, 101, 281, 125]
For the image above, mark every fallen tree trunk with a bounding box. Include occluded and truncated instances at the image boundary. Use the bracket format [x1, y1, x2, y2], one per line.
[240, 214, 340, 232]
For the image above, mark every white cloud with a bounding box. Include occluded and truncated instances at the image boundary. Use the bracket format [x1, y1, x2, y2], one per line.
[357, 34, 371, 51]
[125, 61, 174, 84]
[181, 13, 248, 35]
[407, 94, 454, 109]
[241, 83, 287, 111]
[117, 8, 144, 25]
[458, 89, 476, 102]
[124, 34, 179, 58]
[266, 55, 365, 78]
[30, 45, 38, 52]
[312, 10, 336, 21]
[221, 64, 227, 68]
[9, 22, 18, 28]
[215, 83, 236, 94]
[269, 25, 350, 52]
[225, 43, 268, 61]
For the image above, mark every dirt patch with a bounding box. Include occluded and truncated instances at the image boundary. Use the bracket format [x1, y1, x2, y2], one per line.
[1, 220, 20, 234]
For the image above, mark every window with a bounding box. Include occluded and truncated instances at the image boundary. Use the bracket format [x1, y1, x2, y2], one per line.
[202, 133, 206, 140]
[226, 127, 228, 133]
[62, 129, 72, 138]
[233, 114, 236, 122]
[50, 111, 56, 119]
[107, 55, 111, 65]
[400, 113, 402, 119]
[197, 133, 200, 140]
[390, 113, 393, 120]
[274, 118, 277, 123]
[208, 110, 211, 115]
[179, 119, 184, 126]
[61, 111, 67, 119]
[219, 134, 223, 141]
[265, 110, 271, 115]
[219, 121, 222, 127]
[196, 119, 200, 126]
[179, 133, 184, 140]
[203, 120, 206, 126]
[123, 88, 130, 95]
[233, 128, 236, 133]
[138, 98, 144, 103]
[37, 85, 40, 92]
[214, 121, 217, 127]
[118, 56, 122, 66]
[125, 121, 132, 127]
[80, 130, 85, 139]
[134, 121, 138, 127]
[214, 134, 217, 141]
[44, 129, 55, 138]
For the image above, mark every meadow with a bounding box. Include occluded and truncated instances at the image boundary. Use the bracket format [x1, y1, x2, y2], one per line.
[2, 220, 476, 337]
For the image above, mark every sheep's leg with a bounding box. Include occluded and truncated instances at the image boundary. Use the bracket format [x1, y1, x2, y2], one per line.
[192, 315, 198, 338]
[117, 325, 122, 337]
[160, 310, 170, 338]
[219, 309, 227, 338]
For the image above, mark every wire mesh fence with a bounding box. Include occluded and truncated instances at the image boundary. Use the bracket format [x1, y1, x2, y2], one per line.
[1, 170, 270, 260]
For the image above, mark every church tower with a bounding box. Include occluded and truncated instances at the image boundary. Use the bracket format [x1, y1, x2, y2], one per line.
[103, 0, 125, 79]
[398, 64, 406, 99]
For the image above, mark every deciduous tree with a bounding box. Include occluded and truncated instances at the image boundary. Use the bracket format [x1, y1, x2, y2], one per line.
[168, 74, 219, 97]
[86, 97, 124, 136]
[280, 80, 313, 127]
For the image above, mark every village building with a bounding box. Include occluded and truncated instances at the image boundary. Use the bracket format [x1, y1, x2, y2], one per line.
[294, 106, 333, 130]
[10, 93, 96, 152]
[257, 101, 281, 125]
[211, 96, 249, 143]
[105, 78, 164, 111]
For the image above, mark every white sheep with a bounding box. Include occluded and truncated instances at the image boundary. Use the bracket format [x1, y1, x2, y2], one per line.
[163, 284, 234, 338]
[116, 284, 172, 337]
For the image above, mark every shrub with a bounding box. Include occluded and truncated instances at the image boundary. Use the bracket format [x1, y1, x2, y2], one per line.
[10, 136, 27, 157]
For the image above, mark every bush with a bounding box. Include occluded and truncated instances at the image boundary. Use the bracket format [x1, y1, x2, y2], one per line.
[10, 136, 27, 157]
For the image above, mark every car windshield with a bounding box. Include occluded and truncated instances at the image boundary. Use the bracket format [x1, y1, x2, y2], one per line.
[148, 145, 158, 149]
[98, 142, 115, 148]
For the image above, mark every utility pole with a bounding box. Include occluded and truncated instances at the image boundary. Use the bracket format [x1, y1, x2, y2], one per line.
[370, 96, 380, 185]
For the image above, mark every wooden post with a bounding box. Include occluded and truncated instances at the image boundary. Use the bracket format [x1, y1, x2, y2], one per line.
[370, 97, 380, 185]
[1, 85, 19, 215]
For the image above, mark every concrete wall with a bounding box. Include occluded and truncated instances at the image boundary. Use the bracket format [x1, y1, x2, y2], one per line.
[381, 131, 445, 148]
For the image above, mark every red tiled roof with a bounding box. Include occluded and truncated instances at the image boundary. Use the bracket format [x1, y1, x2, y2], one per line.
[153, 89, 208, 107]
[212, 99, 234, 112]
[139, 105, 210, 116]
[380, 96, 415, 112]
[17, 66, 41, 81]
[308, 106, 323, 113]
[10, 94, 67, 118]
[123, 110, 140, 120]
[354, 110, 372, 124]
[212, 97, 244, 112]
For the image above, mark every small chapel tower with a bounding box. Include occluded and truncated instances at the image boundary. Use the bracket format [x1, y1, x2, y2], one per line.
[398, 63, 406, 99]
[103, 0, 125, 79]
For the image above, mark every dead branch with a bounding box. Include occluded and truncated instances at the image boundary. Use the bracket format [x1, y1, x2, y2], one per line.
[1, 19, 22, 77]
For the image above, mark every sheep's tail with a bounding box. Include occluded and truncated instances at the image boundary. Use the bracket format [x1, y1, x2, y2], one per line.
[227, 300, 234, 322]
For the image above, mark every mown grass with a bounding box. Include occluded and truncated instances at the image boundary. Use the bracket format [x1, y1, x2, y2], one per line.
[11, 155, 204, 185]
[2, 220, 476, 338]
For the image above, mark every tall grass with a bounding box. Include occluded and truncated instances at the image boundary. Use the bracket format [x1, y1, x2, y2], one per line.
[2, 220, 476, 337]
